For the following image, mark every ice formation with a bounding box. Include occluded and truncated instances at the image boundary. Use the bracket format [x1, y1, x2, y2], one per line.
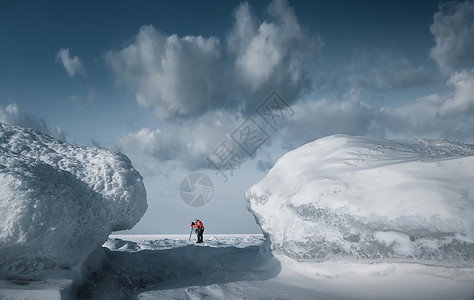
[0, 123, 147, 278]
[246, 135, 474, 266]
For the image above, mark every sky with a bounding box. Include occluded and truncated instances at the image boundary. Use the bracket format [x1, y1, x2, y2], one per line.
[1, 0, 474, 234]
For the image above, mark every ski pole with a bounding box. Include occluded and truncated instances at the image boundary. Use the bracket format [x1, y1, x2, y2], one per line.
[188, 227, 193, 241]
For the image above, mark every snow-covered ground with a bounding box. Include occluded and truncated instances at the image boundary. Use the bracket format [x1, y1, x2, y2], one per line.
[2, 127, 474, 299]
[79, 234, 473, 299]
[2, 232, 473, 299]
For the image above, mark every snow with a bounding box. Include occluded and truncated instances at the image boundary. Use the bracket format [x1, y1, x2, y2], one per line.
[246, 135, 474, 265]
[83, 234, 278, 299]
[0, 123, 147, 280]
[89, 235, 474, 299]
[2, 131, 474, 299]
[2, 233, 473, 299]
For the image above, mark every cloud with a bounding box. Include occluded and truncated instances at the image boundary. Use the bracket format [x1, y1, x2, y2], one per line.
[380, 69, 474, 139]
[106, 0, 321, 120]
[117, 110, 245, 171]
[0, 103, 66, 140]
[106, 27, 224, 120]
[122, 66, 474, 174]
[256, 159, 274, 173]
[430, 1, 474, 74]
[279, 90, 377, 146]
[230, 0, 322, 94]
[114, 0, 474, 174]
[56, 48, 86, 77]
[256, 149, 275, 173]
[280, 68, 474, 146]
[350, 51, 434, 92]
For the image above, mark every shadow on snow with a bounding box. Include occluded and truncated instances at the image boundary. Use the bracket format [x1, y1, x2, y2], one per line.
[77, 243, 281, 299]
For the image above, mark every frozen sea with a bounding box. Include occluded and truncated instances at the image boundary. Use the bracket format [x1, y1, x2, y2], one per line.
[1, 234, 474, 299]
[97, 234, 474, 299]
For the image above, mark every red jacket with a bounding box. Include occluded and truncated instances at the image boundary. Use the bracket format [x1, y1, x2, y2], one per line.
[192, 220, 204, 230]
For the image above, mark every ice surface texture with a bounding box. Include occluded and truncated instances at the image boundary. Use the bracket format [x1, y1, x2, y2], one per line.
[246, 135, 474, 266]
[0, 123, 147, 278]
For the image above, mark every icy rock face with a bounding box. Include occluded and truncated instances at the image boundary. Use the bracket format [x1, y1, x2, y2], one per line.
[246, 135, 474, 266]
[0, 123, 147, 278]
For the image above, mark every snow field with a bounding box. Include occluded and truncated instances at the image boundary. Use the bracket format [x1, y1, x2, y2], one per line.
[97, 235, 474, 299]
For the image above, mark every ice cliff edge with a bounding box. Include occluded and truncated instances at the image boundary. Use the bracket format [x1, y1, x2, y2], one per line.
[246, 135, 474, 266]
[0, 123, 147, 279]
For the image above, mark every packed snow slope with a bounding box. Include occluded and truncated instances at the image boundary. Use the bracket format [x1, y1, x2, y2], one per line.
[0, 123, 147, 279]
[246, 135, 474, 266]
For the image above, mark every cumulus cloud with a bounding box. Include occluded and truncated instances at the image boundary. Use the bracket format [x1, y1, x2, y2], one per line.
[0, 104, 66, 140]
[118, 68, 474, 173]
[115, 0, 474, 174]
[430, 1, 474, 74]
[56, 48, 86, 77]
[106, 27, 224, 120]
[117, 111, 246, 170]
[230, 0, 321, 94]
[106, 0, 321, 120]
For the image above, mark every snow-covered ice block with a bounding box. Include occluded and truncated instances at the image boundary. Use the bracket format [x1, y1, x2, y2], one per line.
[246, 135, 474, 266]
[0, 123, 147, 279]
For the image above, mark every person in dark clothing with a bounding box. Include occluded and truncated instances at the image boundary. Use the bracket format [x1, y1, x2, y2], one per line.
[190, 219, 205, 243]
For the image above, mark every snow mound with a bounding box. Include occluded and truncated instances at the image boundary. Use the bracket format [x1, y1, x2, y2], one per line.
[0, 123, 147, 278]
[246, 135, 474, 266]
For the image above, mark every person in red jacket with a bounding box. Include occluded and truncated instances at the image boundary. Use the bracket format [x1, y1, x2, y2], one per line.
[190, 219, 204, 243]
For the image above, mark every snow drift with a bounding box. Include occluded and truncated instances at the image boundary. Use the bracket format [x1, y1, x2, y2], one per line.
[246, 135, 474, 266]
[0, 123, 147, 279]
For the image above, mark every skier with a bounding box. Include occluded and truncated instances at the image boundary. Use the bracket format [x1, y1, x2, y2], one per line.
[190, 219, 205, 243]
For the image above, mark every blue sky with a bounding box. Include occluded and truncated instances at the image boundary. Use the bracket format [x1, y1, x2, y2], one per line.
[1, 0, 474, 233]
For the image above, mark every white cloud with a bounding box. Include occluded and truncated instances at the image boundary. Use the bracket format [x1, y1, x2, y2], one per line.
[117, 110, 245, 171]
[106, 26, 224, 120]
[106, 0, 321, 120]
[280, 68, 474, 146]
[117, 69, 474, 173]
[56, 48, 86, 77]
[227, 2, 258, 57]
[430, 1, 474, 74]
[114, 0, 474, 174]
[0, 103, 66, 140]
[381, 69, 474, 139]
[231, 0, 321, 95]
